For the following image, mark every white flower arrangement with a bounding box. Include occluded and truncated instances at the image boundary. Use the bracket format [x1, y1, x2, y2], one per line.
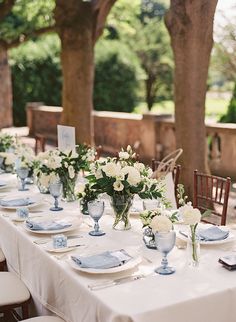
[150, 215, 173, 233]
[140, 208, 178, 232]
[86, 146, 165, 200]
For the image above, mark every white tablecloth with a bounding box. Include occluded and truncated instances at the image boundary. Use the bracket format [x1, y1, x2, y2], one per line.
[1, 174, 236, 322]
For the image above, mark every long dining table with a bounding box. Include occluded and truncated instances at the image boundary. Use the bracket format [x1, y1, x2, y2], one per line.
[1, 173, 236, 322]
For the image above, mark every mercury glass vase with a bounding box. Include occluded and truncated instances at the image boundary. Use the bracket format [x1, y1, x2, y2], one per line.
[61, 174, 77, 202]
[187, 225, 200, 267]
[111, 194, 133, 230]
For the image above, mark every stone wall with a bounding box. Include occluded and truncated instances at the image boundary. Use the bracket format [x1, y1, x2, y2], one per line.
[26, 103, 236, 179]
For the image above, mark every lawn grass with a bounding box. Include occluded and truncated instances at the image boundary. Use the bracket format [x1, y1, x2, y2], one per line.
[134, 97, 230, 121]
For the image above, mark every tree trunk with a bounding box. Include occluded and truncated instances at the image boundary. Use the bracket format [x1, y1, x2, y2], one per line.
[0, 44, 13, 128]
[55, 1, 94, 145]
[165, 0, 217, 198]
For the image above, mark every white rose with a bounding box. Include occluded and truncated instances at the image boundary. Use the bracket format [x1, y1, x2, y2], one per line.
[68, 165, 75, 179]
[134, 162, 145, 172]
[102, 163, 121, 177]
[179, 202, 201, 225]
[118, 151, 130, 160]
[48, 155, 62, 169]
[75, 183, 86, 194]
[150, 215, 173, 233]
[122, 166, 141, 186]
[113, 180, 124, 191]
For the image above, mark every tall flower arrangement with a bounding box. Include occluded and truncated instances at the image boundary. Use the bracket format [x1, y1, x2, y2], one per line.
[34, 144, 95, 200]
[86, 146, 165, 230]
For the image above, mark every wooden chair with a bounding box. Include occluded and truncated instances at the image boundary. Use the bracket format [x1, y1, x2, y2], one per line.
[152, 160, 181, 207]
[193, 170, 231, 226]
[0, 248, 6, 271]
[0, 272, 31, 320]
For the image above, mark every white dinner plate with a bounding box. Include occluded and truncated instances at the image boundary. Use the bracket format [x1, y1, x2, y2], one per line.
[68, 252, 142, 274]
[23, 215, 82, 234]
[0, 195, 43, 210]
[0, 181, 7, 190]
[176, 225, 235, 245]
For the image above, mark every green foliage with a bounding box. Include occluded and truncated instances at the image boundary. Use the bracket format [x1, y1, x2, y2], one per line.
[94, 40, 141, 113]
[0, 0, 55, 44]
[220, 83, 236, 123]
[10, 35, 62, 126]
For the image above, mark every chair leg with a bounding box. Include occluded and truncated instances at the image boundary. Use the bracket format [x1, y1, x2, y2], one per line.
[0, 260, 6, 271]
[21, 302, 29, 319]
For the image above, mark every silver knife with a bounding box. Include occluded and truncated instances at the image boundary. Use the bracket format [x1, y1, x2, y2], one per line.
[88, 273, 146, 291]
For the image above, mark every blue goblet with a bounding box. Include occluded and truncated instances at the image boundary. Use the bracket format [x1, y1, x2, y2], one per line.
[88, 200, 105, 236]
[16, 167, 29, 191]
[49, 181, 63, 211]
[154, 230, 176, 275]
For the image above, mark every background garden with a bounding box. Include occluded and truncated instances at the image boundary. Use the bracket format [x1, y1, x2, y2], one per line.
[5, 0, 235, 126]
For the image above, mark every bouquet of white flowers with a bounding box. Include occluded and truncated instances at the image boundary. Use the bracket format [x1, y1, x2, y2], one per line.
[86, 146, 165, 230]
[34, 144, 95, 201]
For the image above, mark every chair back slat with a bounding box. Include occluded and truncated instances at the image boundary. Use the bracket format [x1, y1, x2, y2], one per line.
[193, 170, 231, 226]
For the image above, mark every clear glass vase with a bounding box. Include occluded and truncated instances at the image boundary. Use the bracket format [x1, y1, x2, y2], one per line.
[110, 195, 133, 230]
[61, 174, 77, 202]
[187, 226, 200, 267]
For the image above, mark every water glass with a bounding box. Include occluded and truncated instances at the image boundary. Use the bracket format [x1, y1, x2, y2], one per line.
[143, 199, 160, 211]
[88, 200, 105, 236]
[154, 230, 176, 275]
[16, 167, 29, 191]
[49, 181, 63, 211]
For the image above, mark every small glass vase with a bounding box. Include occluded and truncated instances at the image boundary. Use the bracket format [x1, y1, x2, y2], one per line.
[60, 174, 77, 202]
[187, 226, 200, 267]
[143, 227, 157, 249]
[110, 194, 133, 230]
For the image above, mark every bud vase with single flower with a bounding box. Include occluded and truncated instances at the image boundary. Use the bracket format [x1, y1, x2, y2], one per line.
[61, 174, 77, 202]
[187, 225, 200, 267]
[111, 194, 133, 230]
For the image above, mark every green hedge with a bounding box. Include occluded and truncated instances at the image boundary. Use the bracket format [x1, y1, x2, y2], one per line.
[94, 40, 141, 113]
[10, 35, 62, 126]
[220, 83, 236, 123]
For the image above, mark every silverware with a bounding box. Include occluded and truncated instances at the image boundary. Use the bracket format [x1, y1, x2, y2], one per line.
[88, 273, 146, 291]
[29, 210, 44, 213]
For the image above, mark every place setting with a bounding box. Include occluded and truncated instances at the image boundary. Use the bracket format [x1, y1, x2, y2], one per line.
[0, 194, 44, 210]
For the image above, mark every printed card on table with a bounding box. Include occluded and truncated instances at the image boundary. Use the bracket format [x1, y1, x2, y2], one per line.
[57, 125, 76, 152]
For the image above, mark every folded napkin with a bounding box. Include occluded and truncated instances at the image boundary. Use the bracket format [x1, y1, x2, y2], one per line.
[26, 219, 72, 231]
[0, 197, 34, 207]
[71, 249, 132, 269]
[197, 226, 229, 241]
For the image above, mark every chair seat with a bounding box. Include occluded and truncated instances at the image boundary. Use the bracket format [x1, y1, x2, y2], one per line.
[0, 272, 30, 306]
[0, 248, 5, 262]
[22, 317, 65, 322]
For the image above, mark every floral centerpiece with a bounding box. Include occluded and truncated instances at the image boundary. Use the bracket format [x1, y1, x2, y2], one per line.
[140, 207, 178, 248]
[86, 145, 165, 230]
[34, 144, 95, 201]
[177, 184, 210, 267]
[0, 133, 16, 172]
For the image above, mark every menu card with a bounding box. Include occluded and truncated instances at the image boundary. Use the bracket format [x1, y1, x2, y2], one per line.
[57, 125, 75, 151]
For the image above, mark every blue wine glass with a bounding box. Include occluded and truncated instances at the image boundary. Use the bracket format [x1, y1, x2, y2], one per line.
[154, 230, 176, 275]
[88, 200, 105, 236]
[49, 181, 63, 211]
[16, 167, 29, 191]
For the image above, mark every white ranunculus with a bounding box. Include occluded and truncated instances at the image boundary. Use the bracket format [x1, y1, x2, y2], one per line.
[102, 163, 121, 177]
[48, 155, 62, 169]
[68, 165, 75, 179]
[179, 202, 201, 225]
[150, 215, 173, 233]
[113, 180, 124, 191]
[118, 151, 130, 160]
